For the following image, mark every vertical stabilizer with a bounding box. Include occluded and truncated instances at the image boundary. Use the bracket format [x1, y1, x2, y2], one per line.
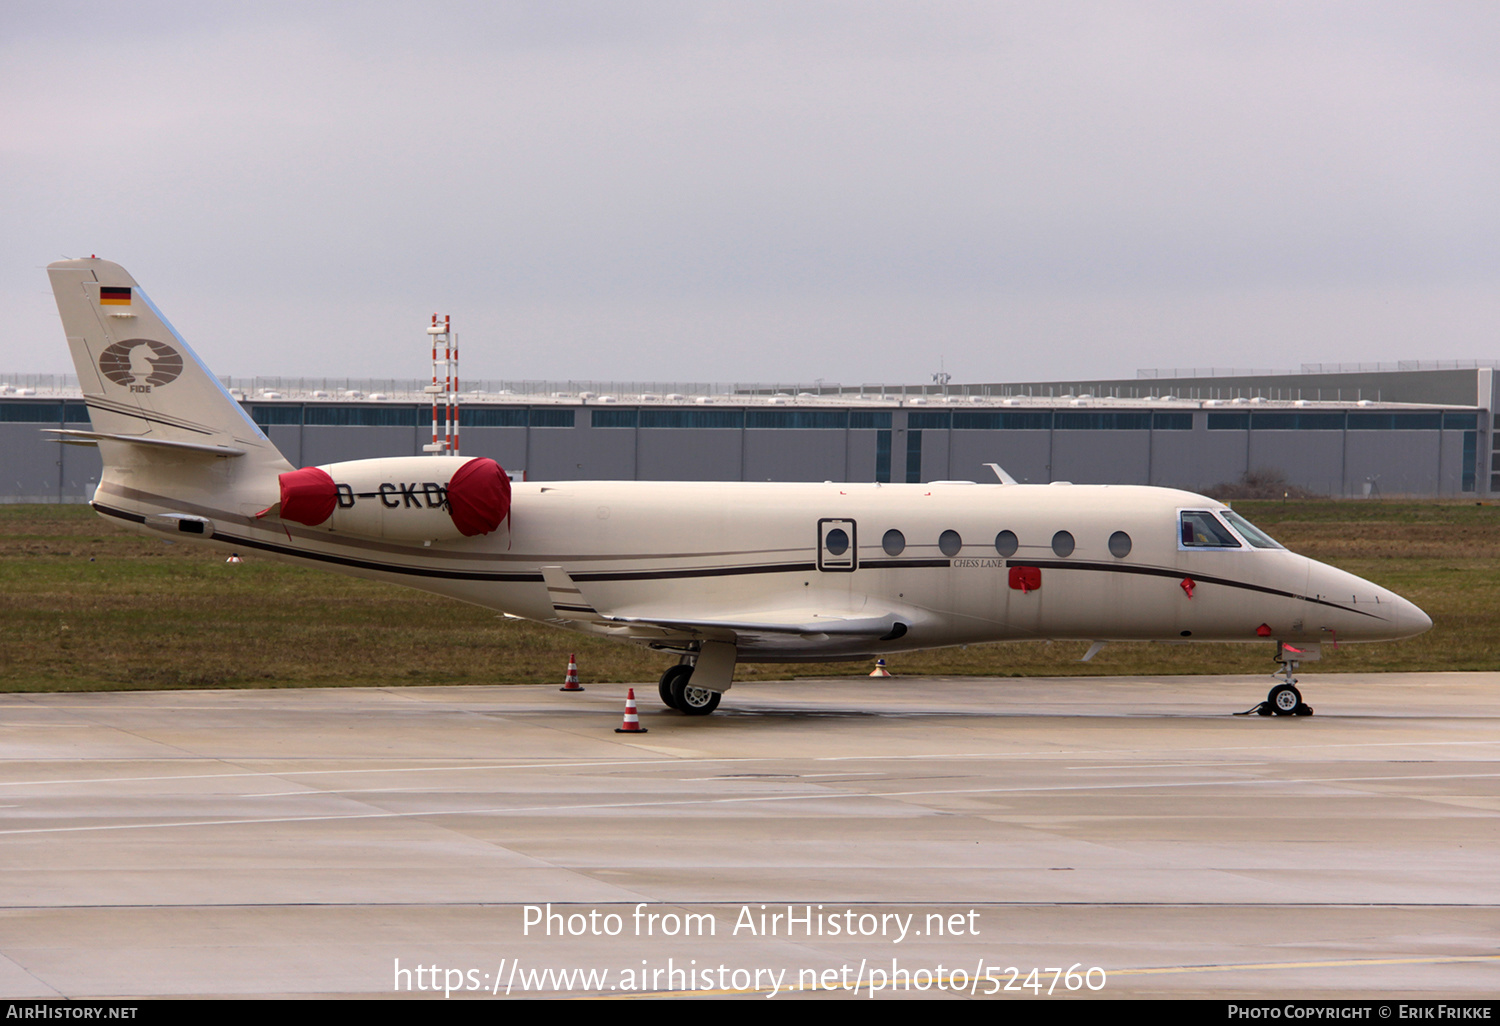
[48, 258, 290, 469]
[47, 258, 292, 516]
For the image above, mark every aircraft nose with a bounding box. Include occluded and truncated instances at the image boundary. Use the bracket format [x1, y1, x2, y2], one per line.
[1307, 560, 1431, 641]
[1387, 592, 1433, 639]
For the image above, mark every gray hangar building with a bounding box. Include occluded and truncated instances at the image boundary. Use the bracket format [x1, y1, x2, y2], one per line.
[2, 363, 1495, 503]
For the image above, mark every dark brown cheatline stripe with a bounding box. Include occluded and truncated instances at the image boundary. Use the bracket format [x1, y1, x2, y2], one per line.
[572, 563, 817, 582]
[1007, 559, 1386, 620]
[859, 558, 954, 570]
[93, 504, 544, 583]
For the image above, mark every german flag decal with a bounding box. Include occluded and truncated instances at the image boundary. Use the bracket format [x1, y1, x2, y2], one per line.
[100, 286, 132, 305]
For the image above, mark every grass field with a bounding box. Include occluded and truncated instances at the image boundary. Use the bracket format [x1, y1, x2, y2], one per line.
[1, 500, 1495, 692]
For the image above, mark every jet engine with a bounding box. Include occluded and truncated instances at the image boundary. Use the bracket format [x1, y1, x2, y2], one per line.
[264, 455, 511, 541]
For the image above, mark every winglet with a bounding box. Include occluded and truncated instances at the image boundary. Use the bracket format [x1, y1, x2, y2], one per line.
[541, 566, 602, 620]
[983, 462, 1018, 485]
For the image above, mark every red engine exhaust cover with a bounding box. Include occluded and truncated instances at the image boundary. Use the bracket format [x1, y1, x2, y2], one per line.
[447, 457, 511, 536]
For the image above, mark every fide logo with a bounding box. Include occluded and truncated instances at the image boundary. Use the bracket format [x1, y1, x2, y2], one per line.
[98, 339, 184, 392]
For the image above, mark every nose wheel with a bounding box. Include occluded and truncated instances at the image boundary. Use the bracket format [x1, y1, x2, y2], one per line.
[1251, 660, 1313, 716]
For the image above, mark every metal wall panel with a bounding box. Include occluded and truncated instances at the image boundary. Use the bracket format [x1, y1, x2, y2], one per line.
[0, 425, 75, 501]
[262, 426, 302, 466]
[538, 427, 637, 481]
[59, 439, 102, 501]
[1246, 430, 1348, 495]
[299, 426, 421, 466]
[1051, 431, 1151, 485]
[844, 431, 880, 483]
[1151, 427, 1247, 491]
[636, 429, 744, 481]
[526, 426, 598, 481]
[1438, 431, 1474, 495]
[742, 429, 848, 482]
[457, 428, 529, 475]
[1344, 431, 1442, 497]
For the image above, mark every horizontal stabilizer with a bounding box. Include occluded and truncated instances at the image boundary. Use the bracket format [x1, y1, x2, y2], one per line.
[43, 429, 246, 457]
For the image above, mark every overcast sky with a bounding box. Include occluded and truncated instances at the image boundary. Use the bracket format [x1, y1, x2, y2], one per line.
[3, 1, 1497, 386]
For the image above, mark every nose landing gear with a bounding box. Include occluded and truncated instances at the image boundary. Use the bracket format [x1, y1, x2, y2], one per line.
[1251, 655, 1314, 717]
[1261, 680, 1309, 716]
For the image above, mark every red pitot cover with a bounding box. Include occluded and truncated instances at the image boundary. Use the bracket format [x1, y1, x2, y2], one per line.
[447, 457, 511, 536]
[1008, 565, 1041, 593]
[275, 466, 338, 526]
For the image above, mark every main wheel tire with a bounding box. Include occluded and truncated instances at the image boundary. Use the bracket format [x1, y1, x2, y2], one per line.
[658, 665, 691, 710]
[671, 675, 722, 716]
[1269, 683, 1302, 716]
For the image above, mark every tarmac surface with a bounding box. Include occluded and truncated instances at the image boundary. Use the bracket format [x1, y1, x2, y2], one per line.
[1, 672, 1497, 1000]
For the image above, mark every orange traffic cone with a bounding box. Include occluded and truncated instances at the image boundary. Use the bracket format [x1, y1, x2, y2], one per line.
[869, 658, 892, 677]
[614, 688, 648, 733]
[559, 653, 584, 692]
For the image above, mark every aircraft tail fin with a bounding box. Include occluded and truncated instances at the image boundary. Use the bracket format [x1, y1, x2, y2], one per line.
[47, 258, 292, 476]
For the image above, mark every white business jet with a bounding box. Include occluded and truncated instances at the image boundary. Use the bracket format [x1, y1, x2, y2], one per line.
[46, 258, 1432, 718]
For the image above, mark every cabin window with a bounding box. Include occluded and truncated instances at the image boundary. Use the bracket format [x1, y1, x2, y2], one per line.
[825, 528, 850, 556]
[882, 529, 905, 556]
[939, 530, 962, 556]
[1180, 510, 1241, 548]
[994, 530, 1018, 557]
[1108, 531, 1132, 558]
[1051, 531, 1074, 557]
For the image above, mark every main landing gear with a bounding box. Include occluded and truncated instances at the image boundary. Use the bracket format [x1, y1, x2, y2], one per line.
[657, 661, 721, 716]
[1249, 656, 1314, 717]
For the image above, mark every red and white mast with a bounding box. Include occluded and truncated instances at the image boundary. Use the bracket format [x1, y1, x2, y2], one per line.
[422, 314, 459, 456]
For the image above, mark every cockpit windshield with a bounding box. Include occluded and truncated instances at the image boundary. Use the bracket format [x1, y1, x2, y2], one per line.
[1220, 509, 1284, 549]
[1180, 510, 1241, 548]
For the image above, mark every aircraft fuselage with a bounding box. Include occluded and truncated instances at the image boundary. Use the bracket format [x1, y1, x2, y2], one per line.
[92, 476, 1430, 662]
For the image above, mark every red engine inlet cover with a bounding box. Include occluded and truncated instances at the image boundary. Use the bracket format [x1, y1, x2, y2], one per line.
[447, 457, 511, 536]
[276, 466, 338, 527]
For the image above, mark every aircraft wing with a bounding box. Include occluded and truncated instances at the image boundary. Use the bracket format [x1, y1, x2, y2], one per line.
[539, 566, 911, 651]
[602, 609, 911, 641]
